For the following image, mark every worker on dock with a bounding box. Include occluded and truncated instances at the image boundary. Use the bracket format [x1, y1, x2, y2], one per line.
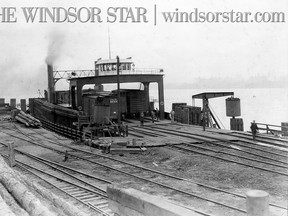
[170, 110, 175, 123]
[151, 110, 155, 123]
[155, 108, 159, 120]
[250, 120, 259, 141]
[120, 122, 127, 137]
[102, 140, 111, 153]
[140, 112, 144, 126]
[199, 111, 204, 126]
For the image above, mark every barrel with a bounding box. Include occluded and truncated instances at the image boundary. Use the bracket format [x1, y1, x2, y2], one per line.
[0, 98, 5, 106]
[282, 122, 288, 136]
[230, 118, 244, 131]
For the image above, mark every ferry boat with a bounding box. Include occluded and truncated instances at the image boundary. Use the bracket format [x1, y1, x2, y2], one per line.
[29, 57, 165, 130]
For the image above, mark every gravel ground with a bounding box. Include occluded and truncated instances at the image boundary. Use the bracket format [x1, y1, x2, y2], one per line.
[0, 120, 287, 216]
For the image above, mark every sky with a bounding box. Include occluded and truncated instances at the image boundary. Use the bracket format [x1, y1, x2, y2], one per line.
[0, 0, 287, 98]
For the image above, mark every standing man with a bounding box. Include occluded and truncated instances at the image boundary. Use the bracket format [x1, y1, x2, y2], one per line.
[151, 110, 155, 123]
[250, 120, 259, 141]
[199, 111, 204, 126]
[155, 108, 159, 120]
[170, 110, 175, 123]
[120, 122, 126, 137]
[140, 112, 144, 126]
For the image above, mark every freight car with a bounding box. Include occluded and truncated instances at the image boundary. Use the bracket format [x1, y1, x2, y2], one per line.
[82, 89, 150, 123]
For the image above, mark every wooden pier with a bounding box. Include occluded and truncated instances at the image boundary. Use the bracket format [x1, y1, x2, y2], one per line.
[0, 117, 287, 216]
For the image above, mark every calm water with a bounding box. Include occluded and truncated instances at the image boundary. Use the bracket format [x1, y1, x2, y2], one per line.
[150, 88, 288, 131]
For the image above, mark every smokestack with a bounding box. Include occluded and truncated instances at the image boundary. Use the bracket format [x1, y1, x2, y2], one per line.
[47, 64, 55, 104]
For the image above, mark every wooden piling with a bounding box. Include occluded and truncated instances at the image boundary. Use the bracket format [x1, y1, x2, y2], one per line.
[8, 142, 15, 167]
[281, 122, 288, 136]
[10, 98, 16, 109]
[20, 99, 26, 112]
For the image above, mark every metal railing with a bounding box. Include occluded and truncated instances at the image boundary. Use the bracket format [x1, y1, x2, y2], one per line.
[40, 118, 82, 140]
[253, 122, 288, 135]
[53, 68, 163, 81]
[99, 68, 164, 76]
[54, 70, 96, 80]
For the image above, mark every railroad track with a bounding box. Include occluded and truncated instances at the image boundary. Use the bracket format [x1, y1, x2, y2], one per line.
[0, 147, 113, 216]
[0, 131, 242, 215]
[225, 128, 288, 143]
[223, 131, 288, 149]
[1, 126, 287, 216]
[136, 125, 288, 169]
[169, 122, 287, 141]
[130, 127, 165, 137]
[157, 123, 288, 148]
[148, 124, 288, 145]
[23, 123, 288, 172]
[137, 125, 288, 162]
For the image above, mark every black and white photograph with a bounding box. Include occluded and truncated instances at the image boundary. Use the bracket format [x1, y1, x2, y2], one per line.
[0, 0, 287, 215]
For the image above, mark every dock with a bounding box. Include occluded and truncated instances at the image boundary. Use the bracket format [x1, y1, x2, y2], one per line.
[0, 117, 288, 216]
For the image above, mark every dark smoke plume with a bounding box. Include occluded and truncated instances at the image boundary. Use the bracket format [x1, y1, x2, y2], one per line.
[45, 30, 66, 65]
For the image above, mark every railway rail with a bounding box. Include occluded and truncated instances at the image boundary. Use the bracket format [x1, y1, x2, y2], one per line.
[224, 131, 288, 149]
[165, 123, 288, 147]
[0, 129, 216, 215]
[183, 124, 288, 153]
[140, 125, 288, 158]
[138, 125, 288, 162]
[0, 131, 239, 215]
[148, 124, 288, 146]
[130, 126, 288, 176]
[0, 147, 113, 215]
[0, 126, 287, 215]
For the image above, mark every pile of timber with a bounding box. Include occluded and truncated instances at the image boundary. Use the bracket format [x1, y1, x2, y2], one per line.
[0, 115, 12, 121]
[97, 139, 147, 155]
[12, 110, 42, 128]
[0, 156, 90, 216]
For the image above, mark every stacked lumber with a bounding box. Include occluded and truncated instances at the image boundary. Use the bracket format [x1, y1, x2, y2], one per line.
[13, 110, 42, 128]
[110, 140, 147, 155]
[0, 115, 12, 121]
[173, 105, 201, 125]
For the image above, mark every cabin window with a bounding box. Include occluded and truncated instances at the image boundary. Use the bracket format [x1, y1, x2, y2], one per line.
[107, 64, 112, 71]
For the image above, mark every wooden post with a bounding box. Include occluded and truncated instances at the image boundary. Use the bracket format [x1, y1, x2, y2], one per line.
[20, 99, 26, 112]
[246, 190, 269, 216]
[202, 97, 207, 131]
[126, 125, 129, 136]
[8, 142, 16, 167]
[282, 122, 288, 136]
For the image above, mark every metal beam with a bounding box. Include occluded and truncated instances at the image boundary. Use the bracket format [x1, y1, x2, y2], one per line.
[117, 56, 121, 127]
[192, 92, 234, 99]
